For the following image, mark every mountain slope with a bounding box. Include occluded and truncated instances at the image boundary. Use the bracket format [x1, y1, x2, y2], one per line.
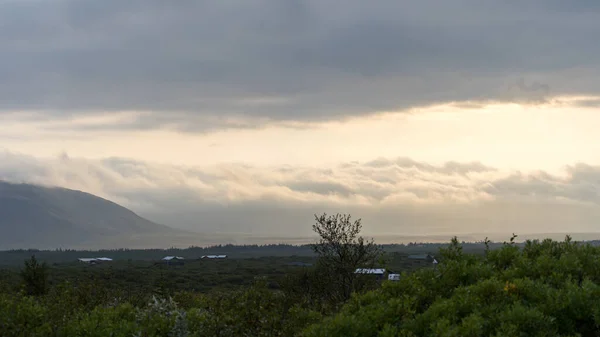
[0, 181, 181, 249]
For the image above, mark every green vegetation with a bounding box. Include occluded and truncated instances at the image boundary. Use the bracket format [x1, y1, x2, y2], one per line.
[20, 255, 49, 297]
[311, 213, 384, 303]
[304, 235, 600, 336]
[1, 214, 599, 336]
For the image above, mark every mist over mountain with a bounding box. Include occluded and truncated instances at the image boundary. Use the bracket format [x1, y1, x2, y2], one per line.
[0, 181, 212, 250]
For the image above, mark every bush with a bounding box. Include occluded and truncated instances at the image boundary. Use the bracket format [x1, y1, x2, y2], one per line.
[0, 278, 321, 336]
[302, 236, 600, 336]
[0, 293, 53, 336]
[20, 255, 49, 297]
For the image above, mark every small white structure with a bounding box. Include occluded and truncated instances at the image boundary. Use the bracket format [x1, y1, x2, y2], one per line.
[388, 274, 401, 281]
[201, 255, 227, 259]
[432, 259, 438, 265]
[78, 257, 113, 264]
[162, 256, 185, 265]
[355, 268, 386, 275]
[355, 268, 387, 280]
[162, 256, 184, 261]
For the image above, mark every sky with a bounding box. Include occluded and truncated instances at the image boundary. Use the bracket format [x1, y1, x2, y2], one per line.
[1, 0, 600, 240]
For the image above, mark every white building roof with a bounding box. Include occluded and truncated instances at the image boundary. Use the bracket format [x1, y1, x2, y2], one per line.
[201, 255, 227, 259]
[162, 256, 184, 261]
[388, 274, 401, 281]
[78, 257, 113, 262]
[355, 268, 386, 275]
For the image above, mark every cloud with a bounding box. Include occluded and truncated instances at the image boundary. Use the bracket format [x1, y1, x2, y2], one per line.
[506, 78, 551, 103]
[1, 0, 600, 130]
[2, 151, 600, 236]
[573, 98, 600, 108]
[486, 164, 600, 204]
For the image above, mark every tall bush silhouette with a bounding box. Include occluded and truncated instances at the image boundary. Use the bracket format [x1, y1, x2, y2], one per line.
[20, 255, 49, 296]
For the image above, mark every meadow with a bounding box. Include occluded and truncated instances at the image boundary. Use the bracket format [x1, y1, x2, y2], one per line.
[0, 246, 439, 295]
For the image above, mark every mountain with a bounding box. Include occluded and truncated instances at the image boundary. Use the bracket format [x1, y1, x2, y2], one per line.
[0, 181, 205, 250]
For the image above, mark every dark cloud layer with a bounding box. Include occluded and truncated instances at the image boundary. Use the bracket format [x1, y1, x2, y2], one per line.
[1, 0, 599, 130]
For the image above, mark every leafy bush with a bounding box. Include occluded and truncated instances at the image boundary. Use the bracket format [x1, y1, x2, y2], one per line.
[20, 255, 49, 296]
[0, 278, 321, 336]
[0, 293, 53, 335]
[303, 236, 600, 336]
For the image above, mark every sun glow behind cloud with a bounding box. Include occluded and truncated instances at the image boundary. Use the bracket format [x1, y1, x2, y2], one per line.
[1, 96, 599, 174]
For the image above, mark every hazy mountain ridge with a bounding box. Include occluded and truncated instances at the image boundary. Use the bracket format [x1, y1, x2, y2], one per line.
[3, 181, 600, 250]
[0, 181, 185, 249]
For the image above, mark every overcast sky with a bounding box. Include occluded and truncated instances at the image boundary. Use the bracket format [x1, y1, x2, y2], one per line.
[2, 0, 600, 240]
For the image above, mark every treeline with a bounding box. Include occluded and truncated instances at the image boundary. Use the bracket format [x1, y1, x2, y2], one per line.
[0, 244, 316, 265]
[0, 241, 497, 266]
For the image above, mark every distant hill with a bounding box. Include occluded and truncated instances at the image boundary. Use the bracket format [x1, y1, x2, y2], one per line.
[0, 181, 200, 250]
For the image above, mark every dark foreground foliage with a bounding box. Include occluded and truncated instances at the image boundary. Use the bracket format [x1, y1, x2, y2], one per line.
[0, 277, 322, 336]
[1, 236, 599, 336]
[304, 236, 600, 336]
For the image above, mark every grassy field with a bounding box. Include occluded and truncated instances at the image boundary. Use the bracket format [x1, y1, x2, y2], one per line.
[0, 241, 513, 296]
[0, 249, 442, 295]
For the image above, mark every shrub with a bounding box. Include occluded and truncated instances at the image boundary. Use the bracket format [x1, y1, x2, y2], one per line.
[20, 255, 49, 297]
[302, 237, 600, 336]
